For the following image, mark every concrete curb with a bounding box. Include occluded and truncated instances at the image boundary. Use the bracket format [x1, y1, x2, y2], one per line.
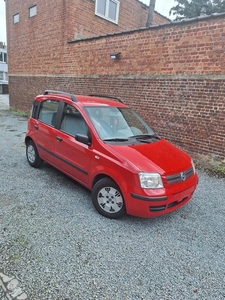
[0, 272, 27, 300]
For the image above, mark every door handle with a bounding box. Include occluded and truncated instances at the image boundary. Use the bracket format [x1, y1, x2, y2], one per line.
[56, 136, 63, 142]
[34, 125, 38, 129]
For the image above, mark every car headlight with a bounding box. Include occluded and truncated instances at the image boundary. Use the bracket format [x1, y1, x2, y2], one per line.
[139, 172, 164, 189]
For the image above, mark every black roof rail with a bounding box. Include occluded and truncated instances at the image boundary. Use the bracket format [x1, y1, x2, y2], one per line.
[88, 94, 124, 104]
[43, 90, 78, 102]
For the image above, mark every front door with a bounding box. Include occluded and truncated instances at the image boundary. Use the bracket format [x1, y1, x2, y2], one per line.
[54, 104, 92, 186]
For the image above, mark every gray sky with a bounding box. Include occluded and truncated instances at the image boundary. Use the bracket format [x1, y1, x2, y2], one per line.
[0, 0, 176, 44]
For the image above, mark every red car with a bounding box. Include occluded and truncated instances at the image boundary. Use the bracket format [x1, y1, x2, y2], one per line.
[25, 90, 198, 219]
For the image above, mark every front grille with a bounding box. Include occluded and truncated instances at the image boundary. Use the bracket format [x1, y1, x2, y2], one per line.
[166, 167, 194, 185]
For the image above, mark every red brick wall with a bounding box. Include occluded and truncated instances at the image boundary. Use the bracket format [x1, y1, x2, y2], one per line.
[153, 12, 170, 26]
[6, 0, 169, 47]
[6, 0, 66, 75]
[63, 17, 225, 76]
[65, 0, 169, 39]
[6, 2, 225, 159]
[9, 73, 225, 159]
[6, 0, 169, 74]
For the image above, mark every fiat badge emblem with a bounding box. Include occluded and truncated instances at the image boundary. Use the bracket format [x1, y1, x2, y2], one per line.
[181, 172, 186, 181]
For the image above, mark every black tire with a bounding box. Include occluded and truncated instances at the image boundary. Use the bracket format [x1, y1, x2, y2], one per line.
[26, 140, 43, 168]
[92, 178, 126, 219]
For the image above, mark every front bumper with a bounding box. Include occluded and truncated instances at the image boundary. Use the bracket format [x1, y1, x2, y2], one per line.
[124, 174, 198, 218]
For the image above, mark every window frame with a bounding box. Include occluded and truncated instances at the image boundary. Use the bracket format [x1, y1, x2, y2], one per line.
[95, 0, 120, 24]
[4, 53, 7, 63]
[29, 5, 37, 18]
[0, 52, 7, 63]
[13, 13, 19, 24]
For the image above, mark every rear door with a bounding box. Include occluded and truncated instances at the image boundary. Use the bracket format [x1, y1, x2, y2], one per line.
[35, 99, 60, 164]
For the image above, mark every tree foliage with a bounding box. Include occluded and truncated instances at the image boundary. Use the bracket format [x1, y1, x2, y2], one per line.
[170, 0, 225, 20]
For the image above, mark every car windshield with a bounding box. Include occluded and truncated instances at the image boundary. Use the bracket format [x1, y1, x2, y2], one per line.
[85, 106, 155, 140]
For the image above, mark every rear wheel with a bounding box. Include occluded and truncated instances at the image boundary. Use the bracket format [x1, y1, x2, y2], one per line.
[92, 178, 126, 219]
[26, 140, 43, 168]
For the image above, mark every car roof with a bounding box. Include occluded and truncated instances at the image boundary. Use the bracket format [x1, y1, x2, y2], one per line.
[76, 95, 127, 107]
[35, 91, 128, 108]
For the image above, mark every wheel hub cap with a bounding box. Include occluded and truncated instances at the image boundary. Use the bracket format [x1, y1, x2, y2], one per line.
[98, 187, 123, 213]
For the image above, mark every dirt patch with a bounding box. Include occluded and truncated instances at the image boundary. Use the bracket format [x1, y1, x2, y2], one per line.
[194, 154, 225, 178]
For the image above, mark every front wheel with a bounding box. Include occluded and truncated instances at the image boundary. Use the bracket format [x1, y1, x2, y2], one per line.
[26, 140, 43, 168]
[92, 178, 126, 219]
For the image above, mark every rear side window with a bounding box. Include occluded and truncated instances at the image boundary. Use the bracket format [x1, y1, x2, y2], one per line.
[31, 100, 40, 119]
[38, 100, 59, 126]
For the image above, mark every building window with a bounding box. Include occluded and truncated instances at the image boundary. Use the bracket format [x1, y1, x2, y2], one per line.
[29, 5, 37, 18]
[0, 52, 7, 63]
[95, 0, 119, 24]
[13, 13, 19, 24]
[0, 72, 8, 81]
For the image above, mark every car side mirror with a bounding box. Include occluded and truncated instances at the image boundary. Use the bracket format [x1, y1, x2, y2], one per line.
[75, 134, 91, 146]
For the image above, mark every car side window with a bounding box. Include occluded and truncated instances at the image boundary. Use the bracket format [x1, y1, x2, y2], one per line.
[38, 100, 59, 126]
[60, 104, 88, 136]
[31, 100, 40, 119]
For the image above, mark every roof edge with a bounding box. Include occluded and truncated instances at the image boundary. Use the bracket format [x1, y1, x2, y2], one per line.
[68, 12, 225, 44]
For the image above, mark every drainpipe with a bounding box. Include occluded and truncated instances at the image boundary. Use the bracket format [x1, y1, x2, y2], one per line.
[146, 0, 156, 27]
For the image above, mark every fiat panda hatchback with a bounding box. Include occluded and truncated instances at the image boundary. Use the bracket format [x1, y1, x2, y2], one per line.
[25, 90, 198, 219]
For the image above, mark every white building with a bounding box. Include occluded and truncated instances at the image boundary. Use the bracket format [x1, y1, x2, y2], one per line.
[0, 42, 8, 94]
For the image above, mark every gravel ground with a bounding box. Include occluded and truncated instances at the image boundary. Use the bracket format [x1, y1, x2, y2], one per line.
[0, 104, 225, 300]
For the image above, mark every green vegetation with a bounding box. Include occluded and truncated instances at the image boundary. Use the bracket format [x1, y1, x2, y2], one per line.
[195, 154, 225, 178]
[12, 109, 30, 118]
[170, 0, 225, 20]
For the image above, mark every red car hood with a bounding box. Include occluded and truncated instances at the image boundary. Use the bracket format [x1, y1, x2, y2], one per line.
[109, 139, 191, 175]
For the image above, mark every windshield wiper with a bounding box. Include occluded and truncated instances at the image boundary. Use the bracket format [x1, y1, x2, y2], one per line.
[103, 138, 129, 142]
[130, 134, 161, 143]
[129, 134, 160, 140]
[103, 135, 160, 143]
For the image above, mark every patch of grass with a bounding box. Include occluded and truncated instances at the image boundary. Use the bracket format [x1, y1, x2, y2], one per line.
[212, 165, 225, 176]
[194, 154, 225, 178]
[12, 109, 30, 118]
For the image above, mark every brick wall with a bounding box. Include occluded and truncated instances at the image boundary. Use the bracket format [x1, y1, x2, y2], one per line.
[6, 0, 169, 48]
[6, 6, 225, 159]
[9, 73, 225, 159]
[66, 0, 168, 39]
[6, 0, 169, 74]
